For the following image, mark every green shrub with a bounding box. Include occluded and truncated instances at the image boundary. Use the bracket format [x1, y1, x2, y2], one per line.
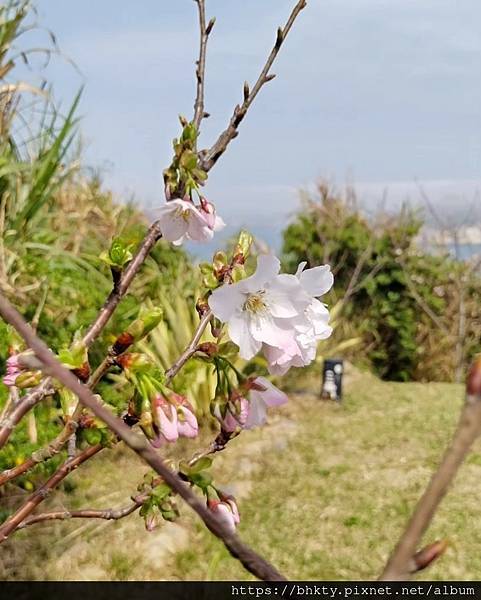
[282, 183, 481, 382]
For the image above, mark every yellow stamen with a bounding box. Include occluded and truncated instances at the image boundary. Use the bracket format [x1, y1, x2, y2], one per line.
[244, 292, 266, 313]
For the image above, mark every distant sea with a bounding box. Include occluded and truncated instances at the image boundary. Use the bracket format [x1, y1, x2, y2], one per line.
[446, 243, 481, 260]
[186, 224, 282, 261]
[187, 224, 481, 265]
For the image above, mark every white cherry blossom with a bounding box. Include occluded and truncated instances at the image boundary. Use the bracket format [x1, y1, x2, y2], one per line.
[244, 377, 288, 429]
[208, 255, 334, 374]
[158, 198, 224, 245]
[208, 254, 311, 360]
[264, 262, 334, 374]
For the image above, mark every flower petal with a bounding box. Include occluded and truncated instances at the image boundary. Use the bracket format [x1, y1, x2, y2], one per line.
[177, 405, 199, 438]
[253, 376, 288, 407]
[308, 299, 333, 339]
[213, 215, 226, 232]
[242, 254, 280, 293]
[244, 395, 268, 429]
[213, 503, 237, 534]
[154, 402, 179, 443]
[299, 264, 334, 297]
[228, 312, 262, 359]
[157, 199, 190, 243]
[186, 208, 214, 242]
[208, 283, 245, 322]
[266, 274, 310, 318]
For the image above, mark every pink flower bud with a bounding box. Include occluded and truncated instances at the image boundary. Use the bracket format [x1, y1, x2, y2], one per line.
[3, 354, 21, 387]
[213, 393, 249, 433]
[199, 197, 225, 233]
[171, 393, 199, 439]
[208, 497, 240, 535]
[151, 395, 179, 446]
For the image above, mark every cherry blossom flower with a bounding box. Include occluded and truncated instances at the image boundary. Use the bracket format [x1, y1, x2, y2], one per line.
[244, 377, 288, 429]
[213, 378, 288, 432]
[208, 254, 334, 373]
[208, 496, 240, 534]
[263, 262, 333, 375]
[199, 197, 225, 231]
[158, 198, 224, 245]
[151, 393, 199, 447]
[208, 254, 310, 360]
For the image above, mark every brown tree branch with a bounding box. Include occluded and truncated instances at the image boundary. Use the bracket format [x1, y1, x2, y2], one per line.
[0, 443, 102, 543]
[0, 294, 286, 582]
[81, 221, 162, 348]
[192, 0, 214, 130]
[17, 493, 147, 530]
[199, 0, 307, 172]
[165, 308, 212, 381]
[380, 358, 481, 580]
[0, 378, 54, 449]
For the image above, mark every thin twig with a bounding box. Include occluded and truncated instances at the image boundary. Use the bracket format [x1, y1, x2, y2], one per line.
[165, 309, 212, 381]
[0, 293, 286, 582]
[380, 359, 481, 580]
[0, 378, 54, 449]
[192, 0, 214, 130]
[81, 221, 162, 348]
[17, 494, 147, 530]
[0, 444, 102, 543]
[199, 0, 307, 172]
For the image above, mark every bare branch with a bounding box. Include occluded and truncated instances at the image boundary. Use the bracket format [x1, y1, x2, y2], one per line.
[0, 294, 286, 582]
[17, 494, 146, 530]
[192, 0, 214, 129]
[0, 378, 54, 449]
[0, 444, 102, 543]
[380, 358, 481, 580]
[199, 0, 307, 172]
[165, 309, 212, 381]
[81, 221, 162, 348]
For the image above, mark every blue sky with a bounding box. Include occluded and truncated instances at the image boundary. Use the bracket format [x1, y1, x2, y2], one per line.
[31, 0, 481, 250]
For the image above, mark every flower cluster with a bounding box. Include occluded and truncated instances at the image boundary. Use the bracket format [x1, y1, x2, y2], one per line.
[118, 353, 199, 448]
[158, 197, 224, 245]
[208, 254, 333, 374]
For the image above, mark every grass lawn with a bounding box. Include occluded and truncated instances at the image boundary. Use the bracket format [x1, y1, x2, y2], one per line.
[5, 365, 481, 580]
[171, 366, 481, 581]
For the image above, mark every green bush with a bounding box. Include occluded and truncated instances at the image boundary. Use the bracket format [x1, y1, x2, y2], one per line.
[282, 183, 481, 382]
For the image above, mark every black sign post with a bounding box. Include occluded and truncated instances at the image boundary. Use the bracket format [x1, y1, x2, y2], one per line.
[321, 358, 344, 402]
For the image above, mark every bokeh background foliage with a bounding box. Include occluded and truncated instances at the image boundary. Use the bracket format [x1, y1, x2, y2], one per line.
[282, 183, 481, 383]
[1, 0, 481, 581]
